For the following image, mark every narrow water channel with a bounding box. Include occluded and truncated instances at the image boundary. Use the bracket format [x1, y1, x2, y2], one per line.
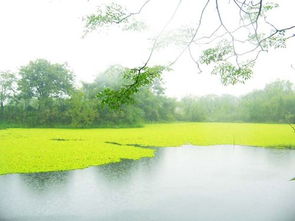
[0, 145, 294, 221]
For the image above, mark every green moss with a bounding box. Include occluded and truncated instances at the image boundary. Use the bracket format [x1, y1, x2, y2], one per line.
[0, 122, 294, 175]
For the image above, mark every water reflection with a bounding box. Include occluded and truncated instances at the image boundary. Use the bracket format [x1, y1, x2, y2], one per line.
[97, 160, 141, 184]
[0, 146, 295, 221]
[97, 148, 164, 185]
[20, 171, 71, 194]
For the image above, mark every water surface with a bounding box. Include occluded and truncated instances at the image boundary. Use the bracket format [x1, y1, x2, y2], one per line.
[0, 145, 295, 221]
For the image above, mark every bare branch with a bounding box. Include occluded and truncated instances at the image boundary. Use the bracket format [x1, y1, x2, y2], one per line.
[215, 0, 240, 67]
[188, 46, 202, 73]
[168, 0, 211, 66]
[142, 0, 183, 68]
[92, 0, 295, 107]
[115, 0, 152, 24]
[118, 0, 183, 98]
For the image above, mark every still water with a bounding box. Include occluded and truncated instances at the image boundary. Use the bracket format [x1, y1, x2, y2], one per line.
[0, 145, 295, 221]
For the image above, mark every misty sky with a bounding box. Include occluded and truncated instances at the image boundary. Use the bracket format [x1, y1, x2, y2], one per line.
[0, 0, 294, 98]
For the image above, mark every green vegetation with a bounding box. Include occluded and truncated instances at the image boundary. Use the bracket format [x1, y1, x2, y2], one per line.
[0, 122, 294, 175]
[178, 80, 295, 123]
[1, 59, 295, 128]
[1, 60, 294, 176]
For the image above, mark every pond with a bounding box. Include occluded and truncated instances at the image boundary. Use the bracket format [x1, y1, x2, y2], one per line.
[0, 145, 295, 221]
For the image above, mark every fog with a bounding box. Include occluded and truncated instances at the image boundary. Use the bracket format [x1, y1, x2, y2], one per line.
[0, 0, 294, 98]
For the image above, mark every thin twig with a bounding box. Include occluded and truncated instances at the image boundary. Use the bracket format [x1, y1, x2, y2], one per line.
[168, 0, 211, 66]
[115, 0, 152, 24]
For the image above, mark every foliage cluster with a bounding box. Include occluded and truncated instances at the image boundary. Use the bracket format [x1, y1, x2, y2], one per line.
[0, 61, 175, 127]
[0, 59, 295, 128]
[178, 80, 295, 123]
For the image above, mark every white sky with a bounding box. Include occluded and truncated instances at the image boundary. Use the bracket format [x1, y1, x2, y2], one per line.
[0, 0, 294, 98]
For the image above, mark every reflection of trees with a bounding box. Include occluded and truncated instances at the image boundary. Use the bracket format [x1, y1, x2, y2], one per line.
[96, 147, 165, 186]
[97, 159, 139, 184]
[262, 148, 294, 167]
[20, 170, 71, 193]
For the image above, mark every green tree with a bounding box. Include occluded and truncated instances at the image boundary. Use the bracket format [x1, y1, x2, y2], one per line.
[18, 59, 74, 102]
[0, 71, 16, 118]
[17, 59, 74, 125]
[240, 80, 295, 123]
[66, 90, 97, 127]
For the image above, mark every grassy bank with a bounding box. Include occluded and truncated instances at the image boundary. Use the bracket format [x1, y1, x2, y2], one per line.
[0, 122, 294, 175]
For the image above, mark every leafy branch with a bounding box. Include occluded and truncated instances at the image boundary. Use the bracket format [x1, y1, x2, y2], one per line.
[97, 66, 168, 109]
[83, 0, 295, 108]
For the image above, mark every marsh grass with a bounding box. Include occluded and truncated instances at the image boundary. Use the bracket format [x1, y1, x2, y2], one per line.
[0, 122, 294, 175]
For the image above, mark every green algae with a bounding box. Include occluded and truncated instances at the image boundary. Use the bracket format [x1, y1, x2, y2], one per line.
[0, 122, 294, 175]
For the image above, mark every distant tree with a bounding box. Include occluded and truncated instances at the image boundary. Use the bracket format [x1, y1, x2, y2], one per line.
[0, 71, 16, 118]
[175, 80, 295, 124]
[15, 59, 74, 125]
[264, 80, 293, 96]
[18, 59, 74, 102]
[178, 96, 207, 122]
[66, 90, 97, 127]
[240, 80, 295, 123]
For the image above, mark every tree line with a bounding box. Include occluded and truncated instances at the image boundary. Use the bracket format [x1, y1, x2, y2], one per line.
[0, 59, 294, 128]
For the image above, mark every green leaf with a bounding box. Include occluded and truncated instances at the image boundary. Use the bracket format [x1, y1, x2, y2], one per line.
[212, 62, 254, 85]
[97, 65, 168, 109]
